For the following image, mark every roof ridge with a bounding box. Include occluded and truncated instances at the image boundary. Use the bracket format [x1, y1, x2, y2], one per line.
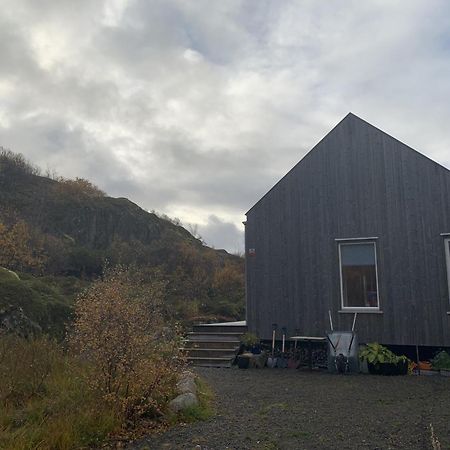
[245, 113, 450, 215]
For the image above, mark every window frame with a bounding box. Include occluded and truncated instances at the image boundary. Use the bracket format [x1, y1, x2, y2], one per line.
[443, 237, 450, 305]
[338, 240, 380, 311]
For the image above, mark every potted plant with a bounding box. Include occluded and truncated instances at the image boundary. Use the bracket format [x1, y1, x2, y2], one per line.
[240, 332, 261, 354]
[237, 353, 251, 369]
[431, 350, 450, 376]
[359, 343, 408, 375]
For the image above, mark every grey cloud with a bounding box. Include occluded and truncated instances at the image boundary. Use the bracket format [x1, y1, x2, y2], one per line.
[197, 215, 244, 253]
[1, 0, 450, 252]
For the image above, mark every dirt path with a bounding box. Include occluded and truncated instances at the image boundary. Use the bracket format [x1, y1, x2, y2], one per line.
[131, 368, 450, 450]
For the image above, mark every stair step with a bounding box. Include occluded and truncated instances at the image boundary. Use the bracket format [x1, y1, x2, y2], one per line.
[186, 348, 237, 358]
[187, 356, 233, 367]
[188, 361, 231, 368]
[184, 322, 247, 367]
[193, 325, 248, 334]
[187, 348, 237, 352]
[187, 332, 243, 341]
[183, 340, 240, 349]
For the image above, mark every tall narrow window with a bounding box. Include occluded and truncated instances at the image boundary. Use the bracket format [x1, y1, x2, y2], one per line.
[444, 238, 450, 304]
[339, 241, 379, 309]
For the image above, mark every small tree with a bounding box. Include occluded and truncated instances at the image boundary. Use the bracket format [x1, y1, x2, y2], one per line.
[55, 177, 105, 198]
[207, 263, 245, 319]
[0, 220, 47, 272]
[69, 268, 184, 422]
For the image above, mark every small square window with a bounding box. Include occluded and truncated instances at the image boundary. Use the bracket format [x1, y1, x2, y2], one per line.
[339, 241, 379, 309]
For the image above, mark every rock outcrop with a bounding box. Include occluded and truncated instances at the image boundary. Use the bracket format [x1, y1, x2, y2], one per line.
[0, 304, 42, 338]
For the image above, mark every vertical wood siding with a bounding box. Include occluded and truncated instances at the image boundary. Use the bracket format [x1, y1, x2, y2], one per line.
[245, 113, 450, 346]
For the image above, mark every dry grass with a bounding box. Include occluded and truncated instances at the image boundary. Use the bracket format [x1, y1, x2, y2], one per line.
[430, 423, 442, 450]
[0, 336, 119, 450]
[0, 333, 187, 449]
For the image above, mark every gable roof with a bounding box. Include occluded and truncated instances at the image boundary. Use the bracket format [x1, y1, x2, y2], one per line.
[246, 112, 450, 215]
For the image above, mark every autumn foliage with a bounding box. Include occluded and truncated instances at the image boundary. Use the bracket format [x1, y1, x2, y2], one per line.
[70, 268, 185, 422]
[54, 176, 106, 198]
[0, 220, 47, 272]
[0, 270, 187, 449]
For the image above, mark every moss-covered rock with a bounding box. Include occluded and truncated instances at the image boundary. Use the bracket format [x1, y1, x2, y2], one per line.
[0, 267, 20, 281]
[0, 275, 72, 338]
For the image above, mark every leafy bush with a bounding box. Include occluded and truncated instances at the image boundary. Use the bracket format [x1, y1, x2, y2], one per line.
[55, 176, 105, 198]
[0, 220, 47, 273]
[69, 267, 185, 423]
[431, 351, 450, 370]
[66, 246, 104, 278]
[0, 276, 72, 338]
[359, 342, 408, 365]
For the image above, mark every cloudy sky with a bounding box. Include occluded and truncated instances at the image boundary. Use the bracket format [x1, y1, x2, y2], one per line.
[1, 1, 450, 252]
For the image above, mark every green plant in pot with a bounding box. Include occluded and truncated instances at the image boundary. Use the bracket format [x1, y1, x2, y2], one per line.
[359, 343, 408, 375]
[240, 332, 260, 353]
[431, 351, 450, 376]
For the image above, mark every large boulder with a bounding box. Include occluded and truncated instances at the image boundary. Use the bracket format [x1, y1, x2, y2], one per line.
[168, 392, 198, 412]
[0, 267, 20, 281]
[177, 371, 197, 394]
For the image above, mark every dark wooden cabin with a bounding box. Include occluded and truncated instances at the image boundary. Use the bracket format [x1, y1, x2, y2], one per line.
[245, 113, 450, 347]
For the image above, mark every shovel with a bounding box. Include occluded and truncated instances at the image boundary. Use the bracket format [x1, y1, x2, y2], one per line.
[267, 323, 278, 368]
[276, 326, 288, 368]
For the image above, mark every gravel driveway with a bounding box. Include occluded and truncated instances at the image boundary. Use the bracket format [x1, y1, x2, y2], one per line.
[131, 367, 450, 450]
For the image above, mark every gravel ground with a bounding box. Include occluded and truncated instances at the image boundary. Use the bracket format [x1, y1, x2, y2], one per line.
[130, 368, 450, 450]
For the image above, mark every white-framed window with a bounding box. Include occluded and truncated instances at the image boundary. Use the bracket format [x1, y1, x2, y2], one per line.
[338, 240, 380, 309]
[444, 237, 450, 304]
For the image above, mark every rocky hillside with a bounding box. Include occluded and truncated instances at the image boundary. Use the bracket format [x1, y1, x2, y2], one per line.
[0, 154, 200, 252]
[0, 150, 245, 335]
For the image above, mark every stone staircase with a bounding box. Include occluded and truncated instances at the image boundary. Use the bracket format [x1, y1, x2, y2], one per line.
[183, 321, 247, 367]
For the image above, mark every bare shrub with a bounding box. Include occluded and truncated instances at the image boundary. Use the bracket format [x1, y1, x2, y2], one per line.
[0, 148, 41, 177]
[69, 267, 185, 423]
[55, 176, 106, 197]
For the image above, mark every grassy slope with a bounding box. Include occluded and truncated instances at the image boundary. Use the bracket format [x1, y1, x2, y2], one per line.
[0, 268, 88, 338]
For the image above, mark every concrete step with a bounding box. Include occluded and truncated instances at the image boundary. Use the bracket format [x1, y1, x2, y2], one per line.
[187, 348, 237, 358]
[193, 324, 248, 334]
[183, 339, 240, 349]
[187, 356, 233, 368]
